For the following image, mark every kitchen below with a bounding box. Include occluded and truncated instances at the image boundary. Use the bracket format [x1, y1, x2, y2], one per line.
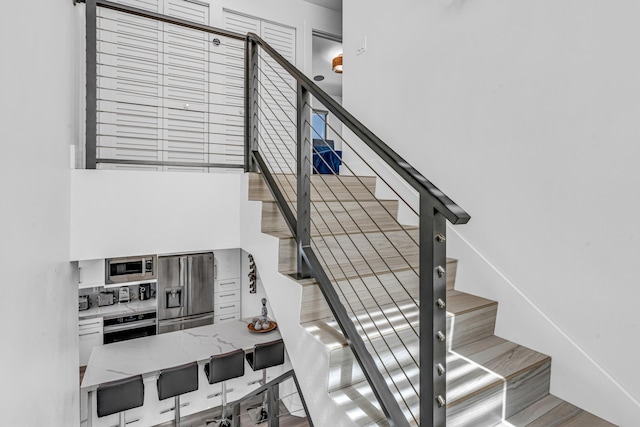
[77, 248, 257, 367]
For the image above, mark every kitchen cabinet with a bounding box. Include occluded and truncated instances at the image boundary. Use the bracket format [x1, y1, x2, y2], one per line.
[214, 248, 241, 280]
[213, 277, 240, 323]
[78, 259, 105, 289]
[79, 317, 104, 367]
[213, 249, 241, 323]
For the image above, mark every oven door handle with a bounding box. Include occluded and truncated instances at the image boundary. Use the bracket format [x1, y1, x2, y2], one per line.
[103, 319, 157, 333]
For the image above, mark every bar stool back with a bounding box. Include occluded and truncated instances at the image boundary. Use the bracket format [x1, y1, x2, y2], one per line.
[157, 361, 199, 427]
[245, 339, 285, 423]
[204, 348, 245, 426]
[96, 375, 145, 427]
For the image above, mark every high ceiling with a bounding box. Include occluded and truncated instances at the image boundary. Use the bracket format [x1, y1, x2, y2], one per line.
[302, 0, 342, 12]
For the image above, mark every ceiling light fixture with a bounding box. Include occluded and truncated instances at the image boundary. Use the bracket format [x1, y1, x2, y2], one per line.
[332, 54, 343, 74]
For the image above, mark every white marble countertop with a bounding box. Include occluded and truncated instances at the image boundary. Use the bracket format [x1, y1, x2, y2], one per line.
[81, 319, 281, 391]
[78, 298, 157, 319]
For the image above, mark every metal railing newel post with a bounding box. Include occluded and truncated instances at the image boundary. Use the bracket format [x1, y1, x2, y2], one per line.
[419, 194, 448, 427]
[246, 36, 260, 173]
[267, 382, 279, 427]
[86, 0, 97, 169]
[296, 83, 312, 279]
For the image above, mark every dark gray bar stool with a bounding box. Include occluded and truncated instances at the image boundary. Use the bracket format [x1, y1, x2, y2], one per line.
[157, 361, 199, 427]
[246, 339, 285, 423]
[96, 375, 145, 427]
[204, 348, 245, 427]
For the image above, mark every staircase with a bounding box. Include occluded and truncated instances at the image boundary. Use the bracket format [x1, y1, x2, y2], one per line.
[248, 172, 616, 427]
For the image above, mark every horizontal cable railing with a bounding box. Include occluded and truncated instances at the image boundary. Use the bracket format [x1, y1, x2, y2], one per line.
[246, 30, 470, 427]
[82, 0, 248, 171]
[80, 1, 471, 425]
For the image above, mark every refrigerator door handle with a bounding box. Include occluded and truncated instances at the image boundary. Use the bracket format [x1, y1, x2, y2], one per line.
[187, 256, 192, 315]
[180, 256, 188, 311]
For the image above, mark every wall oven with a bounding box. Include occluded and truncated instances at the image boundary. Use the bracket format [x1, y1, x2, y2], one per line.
[103, 311, 157, 344]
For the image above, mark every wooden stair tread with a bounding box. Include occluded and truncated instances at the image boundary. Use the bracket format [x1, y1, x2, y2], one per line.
[452, 335, 550, 384]
[302, 288, 495, 351]
[279, 229, 420, 281]
[303, 299, 419, 350]
[447, 290, 497, 315]
[327, 334, 552, 426]
[251, 169, 614, 426]
[503, 394, 563, 425]
[248, 172, 379, 202]
[261, 199, 409, 238]
[334, 334, 550, 401]
[510, 398, 617, 427]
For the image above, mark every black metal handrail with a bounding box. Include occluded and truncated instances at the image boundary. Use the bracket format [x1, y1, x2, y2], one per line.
[246, 32, 470, 226]
[78, 2, 472, 424]
[246, 30, 471, 427]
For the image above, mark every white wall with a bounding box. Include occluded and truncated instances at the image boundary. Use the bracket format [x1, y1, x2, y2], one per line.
[0, 0, 77, 425]
[238, 175, 357, 427]
[70, 170, 242, 260]
[343, 1, 640, 425]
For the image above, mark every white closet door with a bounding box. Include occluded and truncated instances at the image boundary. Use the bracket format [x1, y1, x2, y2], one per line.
[165, 0, 207, 23]
[96, 7, 163, 166]
[223, 12, 296, 174]
[162, 0, 209, 167]
[108, 0, 162, 12]
[211, 13, 259, 167]
[260, 21, 296, 175]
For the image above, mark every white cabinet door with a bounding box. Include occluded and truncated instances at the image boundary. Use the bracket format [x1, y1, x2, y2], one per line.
[79, 317, 104, 366]
[78, 259, 106, 288]
[213, 249, 241, 281]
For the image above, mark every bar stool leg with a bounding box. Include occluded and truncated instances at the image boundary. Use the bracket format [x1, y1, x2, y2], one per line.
[119, 412, 125, 427]
[221, 382, 230, 427]
[174, 396, 181, 427]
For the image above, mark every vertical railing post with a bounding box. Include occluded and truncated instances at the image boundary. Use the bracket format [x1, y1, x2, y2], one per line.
[267, 382, 280, 427]
[296, 83, 312, 279]
[419, 194, 447, 427]
[245, 36, 260, 173]
[231, 402, 240, 427]
[86, 0, 97, 169]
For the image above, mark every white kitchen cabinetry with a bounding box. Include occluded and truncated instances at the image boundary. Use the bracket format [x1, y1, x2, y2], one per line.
[78, 259, 105, 289]
[79, 317, 104, 366]
[214, 248, 241, 280]
[213, 249, 241, 323]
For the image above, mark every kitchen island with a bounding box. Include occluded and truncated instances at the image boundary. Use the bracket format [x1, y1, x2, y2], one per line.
[81, 319, 285, 427]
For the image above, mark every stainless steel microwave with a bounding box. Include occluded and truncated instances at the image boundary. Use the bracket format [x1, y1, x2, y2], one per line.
[105, 255, 157, 284]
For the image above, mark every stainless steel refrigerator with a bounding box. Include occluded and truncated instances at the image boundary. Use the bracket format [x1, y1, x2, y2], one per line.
[157, 252, 215, 334]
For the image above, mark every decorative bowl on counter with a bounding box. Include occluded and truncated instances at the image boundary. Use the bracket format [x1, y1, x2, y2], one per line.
[248, 321, 278, 333]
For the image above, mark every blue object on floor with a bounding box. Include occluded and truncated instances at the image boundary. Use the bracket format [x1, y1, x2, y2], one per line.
[313, 146, 342, 174]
